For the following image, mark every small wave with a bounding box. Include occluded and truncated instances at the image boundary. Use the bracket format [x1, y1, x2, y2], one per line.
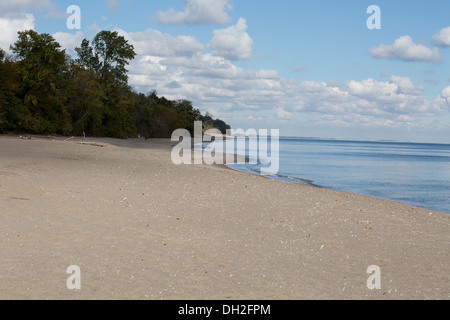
[199, 140, 322, 188]
[226, 162, 322, 188]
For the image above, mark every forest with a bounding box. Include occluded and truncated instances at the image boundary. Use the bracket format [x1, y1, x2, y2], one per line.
[0, 30, 231, 139]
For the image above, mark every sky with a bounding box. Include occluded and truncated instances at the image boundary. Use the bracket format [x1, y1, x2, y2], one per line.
[1, 0, 450, 143]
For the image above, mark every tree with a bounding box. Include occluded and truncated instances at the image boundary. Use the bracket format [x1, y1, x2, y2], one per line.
[65, 62, 107, 136]
[201, 112, 231, 134]
[2, 29, 232, 139]
[74, 39, 99, 71]
[212, 119, 231, 134]
[10, 30, 71, 134]
[0, 48, 22, 132]
[75, 31, 136, 85]
[74, 31, 137, 138]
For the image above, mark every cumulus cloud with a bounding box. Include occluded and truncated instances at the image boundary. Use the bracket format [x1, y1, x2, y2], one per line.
[53, 31, 84, 57]
[0, 13, 35, 52]
[432, 26, 450, 47]
[390, 76, 425, 95]
[369, 35, 441, 62]
[298, 77, 448, 120]
[157, 0, 232, 25]
[0, 1, 67, 51]
[111, 26, 449, 132]
[116, 28, 205, 58]
[276, 108, 293, 120]
[247, 115, 263, 121]
[434, 86, 450, 111]
[0, 0, 66, 20]
[208, 18, 253, 61]
[117, 26, 289, 112]
[347, 76, 424, 100]
[0, 0, 52, 15]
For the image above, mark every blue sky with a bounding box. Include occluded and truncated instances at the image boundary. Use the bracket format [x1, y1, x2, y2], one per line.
[1, 0, 450, 143]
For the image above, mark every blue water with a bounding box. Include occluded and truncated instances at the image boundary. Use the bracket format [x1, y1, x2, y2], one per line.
[220, 138, 450, 214]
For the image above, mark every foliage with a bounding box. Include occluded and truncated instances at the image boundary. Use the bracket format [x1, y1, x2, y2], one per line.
[202, 112, 231, 134]
[0, 48, 22, 132]
[0, 30, 231, 138]
[75, 31, 136, 85]
[9, 30, 71, 134]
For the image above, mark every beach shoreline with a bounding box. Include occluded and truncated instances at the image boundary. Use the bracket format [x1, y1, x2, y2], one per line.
[0, 135, 448, 300]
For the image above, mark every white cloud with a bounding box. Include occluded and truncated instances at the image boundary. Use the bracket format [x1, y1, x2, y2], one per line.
[208, 18, 253, 61]
[157, 0, 233, 25]
[432, 26, 450, 48]
[299, 77, 448, 118]
[53, 31, 84, 57]
[0, 0, 67, 52]
[112, 26, 449, 134]
[389, 76, 425, 95]
[347, 78, 397, 99]
[0, 0, 52, 15]
[369, 35, 441, 62]
[123, 44, 291, 113]
[0, 13, 35, 52]
[116, 28, 205, 58]
[442, 86, 450, 98]
[0, 0, 66, 20]
[434, 86, 450, 111]
[347, 76, 424, 101]
[247, 115, 263, 121]
[276, 108, 293, 120]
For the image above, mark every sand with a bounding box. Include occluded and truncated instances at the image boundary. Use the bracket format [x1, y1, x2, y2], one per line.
[0, 135, 448, 300]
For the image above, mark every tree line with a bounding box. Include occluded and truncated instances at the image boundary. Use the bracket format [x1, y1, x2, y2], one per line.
[0, 30, 231, 139]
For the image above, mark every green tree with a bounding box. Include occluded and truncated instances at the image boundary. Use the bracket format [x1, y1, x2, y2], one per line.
[0, 48, 22, 132]
[65, 62, 107, 136]
[2, 29, 231, 139]
[10, 30, 71, 134]
[75, 31, 136, 85]
[74, 39, 99, 72]
[212, 119, 231, 134]
[75, 31, 137, 138]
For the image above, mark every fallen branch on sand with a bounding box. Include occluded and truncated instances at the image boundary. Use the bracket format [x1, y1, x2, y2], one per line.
[77, 142, 106, 148]
[10, 197, 30, 201]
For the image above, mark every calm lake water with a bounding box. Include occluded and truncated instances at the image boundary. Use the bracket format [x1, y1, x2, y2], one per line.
[222, 138, 450, 214]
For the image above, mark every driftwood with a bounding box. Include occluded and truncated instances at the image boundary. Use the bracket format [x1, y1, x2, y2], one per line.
[10, 197, 30, 201]
[77, 142, 106, 148]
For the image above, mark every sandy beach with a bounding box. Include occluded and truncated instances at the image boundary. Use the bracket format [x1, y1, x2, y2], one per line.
[0, 135, 448, 300]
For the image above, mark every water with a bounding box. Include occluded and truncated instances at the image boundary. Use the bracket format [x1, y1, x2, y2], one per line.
[217, 138, 450, 214]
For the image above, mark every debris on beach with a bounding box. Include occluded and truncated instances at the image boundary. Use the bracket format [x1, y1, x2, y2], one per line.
[77, 142, 106, 148]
